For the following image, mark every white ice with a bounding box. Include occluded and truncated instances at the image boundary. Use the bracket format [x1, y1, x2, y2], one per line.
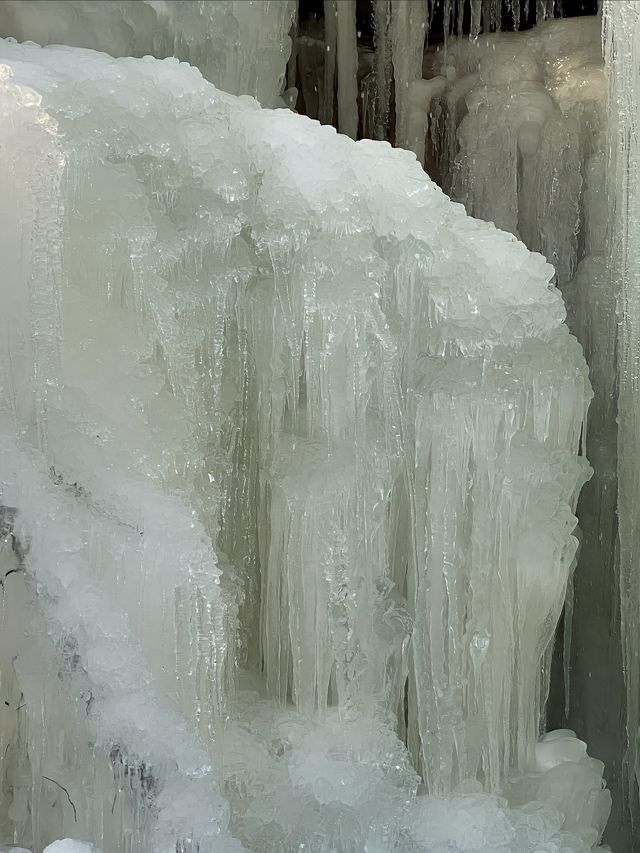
[0, 9, 610, 853]
[0, 0, 295, 106]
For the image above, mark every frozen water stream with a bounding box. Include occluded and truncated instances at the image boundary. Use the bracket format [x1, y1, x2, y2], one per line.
[0, 2, 624, 852]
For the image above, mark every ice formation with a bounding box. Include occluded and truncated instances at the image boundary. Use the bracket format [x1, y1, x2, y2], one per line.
[604, 0, 640, 832]
[0, 1, 295, 106]
[293, 16, 620, 831]
[409, 17, 626, 844]
[0, 6, 615, 853]
[287, 5, 625, 842]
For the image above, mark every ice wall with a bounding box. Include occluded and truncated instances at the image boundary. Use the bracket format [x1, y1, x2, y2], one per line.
[0, 0, 295, 107]
[292, 1, 567, 145]
[0, 31, 608, 853]
[418, 17, 631, 845]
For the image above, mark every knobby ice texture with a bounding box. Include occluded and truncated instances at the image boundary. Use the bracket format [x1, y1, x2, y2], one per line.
[0, 38, 608, 853]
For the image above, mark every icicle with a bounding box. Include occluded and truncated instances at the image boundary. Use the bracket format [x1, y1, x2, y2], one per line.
[510, 0, 521, 30]
[391, 0, 428, 151]
[406, 77, 446, 167]
[335, 0, 358, 139]
[322, 0, 337, 125]
[483, 0, 502, 31]
[373, 0, 392, 140]
[457, 0, 466, 37]
[286, 13, 298, 97]
[537, 0, 556, 21]
[563, 565, 575, 719]
[443, 0, 454, 41]
[470, 0, 483, 39]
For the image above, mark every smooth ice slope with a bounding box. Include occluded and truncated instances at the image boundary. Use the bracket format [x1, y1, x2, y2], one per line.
[0, 38, 607, 853]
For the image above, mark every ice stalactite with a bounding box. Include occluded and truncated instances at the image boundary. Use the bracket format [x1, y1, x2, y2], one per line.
[0, 26, 610, 853]
[322, 0, 337, 125]
[391, 1, 428, 151]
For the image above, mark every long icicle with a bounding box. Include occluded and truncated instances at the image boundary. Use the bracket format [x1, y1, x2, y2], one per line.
[391, 0, 428, 151]
[323, 0, 337, 125]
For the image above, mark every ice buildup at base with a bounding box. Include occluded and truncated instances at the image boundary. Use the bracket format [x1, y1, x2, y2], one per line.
[0, 31, 609, 853]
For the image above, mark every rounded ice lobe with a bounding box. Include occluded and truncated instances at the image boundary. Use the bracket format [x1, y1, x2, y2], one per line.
[42, 842, 99, 853]
[479, 46, 542, 85]
[535, 730, 589, 771]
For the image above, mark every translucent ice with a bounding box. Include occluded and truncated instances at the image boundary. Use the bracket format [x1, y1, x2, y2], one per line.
[420, 18, 623, 837]
[0, 0, 295, 106]
[0, 29, 604, 853]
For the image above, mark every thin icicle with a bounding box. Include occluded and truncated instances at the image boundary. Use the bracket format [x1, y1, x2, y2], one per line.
[323, 0, 337, 125]
[563, 568, 575, 719]
[374, 0, 392, 140]
[470, 0, 483, 39]
[537, 0, 556, 21]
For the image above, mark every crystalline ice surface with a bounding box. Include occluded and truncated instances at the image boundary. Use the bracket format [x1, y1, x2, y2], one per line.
[0, 0, 295, 106]
[0, 34, 608, 853]
[418, 18, 624, 838]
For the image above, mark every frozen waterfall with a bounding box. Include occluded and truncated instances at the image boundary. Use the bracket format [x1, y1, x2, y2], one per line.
[0, 1, 628, 852]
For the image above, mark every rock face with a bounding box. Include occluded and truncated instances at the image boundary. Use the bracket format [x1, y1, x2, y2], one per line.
[0, 33, 606, 853]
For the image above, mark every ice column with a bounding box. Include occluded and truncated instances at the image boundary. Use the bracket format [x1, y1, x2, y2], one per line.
[336, 0, 358, 138]
[604, 0, 640, 820]
[391, 0, 428, 150]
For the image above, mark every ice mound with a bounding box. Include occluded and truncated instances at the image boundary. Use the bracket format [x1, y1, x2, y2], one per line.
[0, 37, 604, 853]
[221, 688, 610, 853]
[42, 843, 98, 853]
